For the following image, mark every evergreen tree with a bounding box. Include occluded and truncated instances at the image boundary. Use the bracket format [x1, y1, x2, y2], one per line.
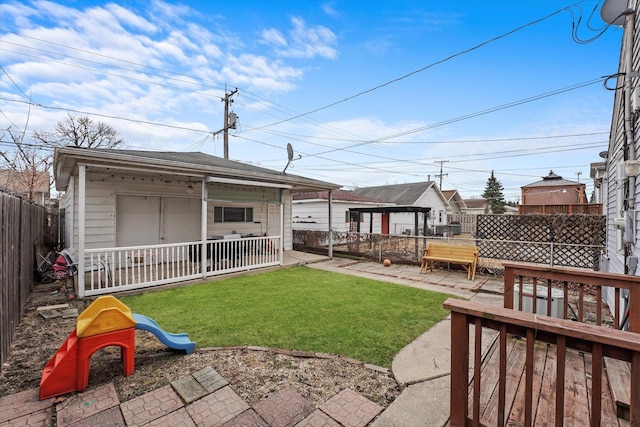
[482, 171, 506, 214]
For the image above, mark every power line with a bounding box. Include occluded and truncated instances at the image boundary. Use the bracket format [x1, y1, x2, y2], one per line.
[248, 1, 593, 131]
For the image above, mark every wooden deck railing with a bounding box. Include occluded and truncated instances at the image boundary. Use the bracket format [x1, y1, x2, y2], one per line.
[504, 262, 640, 332]
[445, 298, 640, 427]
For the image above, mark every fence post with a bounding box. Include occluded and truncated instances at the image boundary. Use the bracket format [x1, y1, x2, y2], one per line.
[550, 242, 554, 267]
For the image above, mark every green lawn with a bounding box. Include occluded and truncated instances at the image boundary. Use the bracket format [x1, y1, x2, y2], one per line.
[121, 266, 453, 367]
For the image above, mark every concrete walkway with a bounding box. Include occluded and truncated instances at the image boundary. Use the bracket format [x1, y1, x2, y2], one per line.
[1, 253, 506, 426]
[305, 258, 505, 427]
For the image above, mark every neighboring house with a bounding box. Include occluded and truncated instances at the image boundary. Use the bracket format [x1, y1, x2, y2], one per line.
[0, 169, 50, 205]
[461, 198, 492, 215]
[442, 189, 466, 214]
[590, 161, 606, 204]
[53, 147, 339, 297]
[292, 189, 391, 233]
[519, 171, 599, 214]
[352, 181, 449, 235]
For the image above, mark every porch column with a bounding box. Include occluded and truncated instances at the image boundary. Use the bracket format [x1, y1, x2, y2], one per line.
[201, 179, 207, 279]
[328, 190, 333, 258]
[279, 189, 284, 265]
[78, 165, 86, 298]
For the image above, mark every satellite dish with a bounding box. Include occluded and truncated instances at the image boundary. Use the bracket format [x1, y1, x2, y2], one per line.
[287, 143, 294, 161]
[600, 0, 627, 26]
[599, 150, 608, 159]
[283, 143, 301, 173]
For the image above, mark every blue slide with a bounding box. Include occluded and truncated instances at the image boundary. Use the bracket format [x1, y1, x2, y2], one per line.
[133, 313, 196, 354]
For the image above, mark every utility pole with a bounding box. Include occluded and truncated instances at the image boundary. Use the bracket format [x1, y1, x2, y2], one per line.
[221, 88, 238, 159]
[434, 160, 448, 188]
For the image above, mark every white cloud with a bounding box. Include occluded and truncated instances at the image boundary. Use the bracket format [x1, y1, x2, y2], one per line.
[262, 17, 338, 59]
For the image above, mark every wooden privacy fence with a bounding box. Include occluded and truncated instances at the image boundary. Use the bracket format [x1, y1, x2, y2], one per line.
[0, 192, 46, 372]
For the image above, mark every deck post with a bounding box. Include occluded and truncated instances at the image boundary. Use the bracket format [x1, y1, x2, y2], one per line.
[450, 311, 469, 426]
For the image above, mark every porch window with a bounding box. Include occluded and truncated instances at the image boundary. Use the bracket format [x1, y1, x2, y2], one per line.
[214, 207, 254, 223]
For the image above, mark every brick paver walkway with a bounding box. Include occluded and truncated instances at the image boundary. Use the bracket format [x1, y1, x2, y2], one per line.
[0, 365, 383, 426]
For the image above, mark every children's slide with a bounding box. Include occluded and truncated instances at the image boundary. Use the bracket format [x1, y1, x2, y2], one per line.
[133, 313, 196, 354]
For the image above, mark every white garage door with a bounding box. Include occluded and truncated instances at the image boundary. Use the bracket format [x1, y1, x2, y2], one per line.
[116, 195, 200, 247]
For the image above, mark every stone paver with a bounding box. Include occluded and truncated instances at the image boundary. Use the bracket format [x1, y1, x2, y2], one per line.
[319, 389, 382, 427]
[221, 409, 268, 426]
[0, 407, 52, 427]
[0, 388, 54, 424]
[67, 406, 125, 427]
[120, 384, 183, 426]
[186, 386, 249, 426]
[296, 409, 341, 427]
[171, 376, 208, 403]
[192, 365, 228, 393]
[253, 387, 315, 427]
[144, 408, 196, 427]
[56, 383, 120, 427]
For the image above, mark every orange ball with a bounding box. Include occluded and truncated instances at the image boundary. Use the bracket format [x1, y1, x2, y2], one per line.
[383, 259, 391, 266]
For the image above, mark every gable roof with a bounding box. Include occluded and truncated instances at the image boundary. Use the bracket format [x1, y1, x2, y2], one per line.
[463, 198, 488, 209]
[352, 181, 438, 206]
[441, 189, 467, 209]
[54, 147, 340, 192]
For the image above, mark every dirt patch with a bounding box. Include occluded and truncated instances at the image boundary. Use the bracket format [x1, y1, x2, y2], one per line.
[0, 280, 401, 408]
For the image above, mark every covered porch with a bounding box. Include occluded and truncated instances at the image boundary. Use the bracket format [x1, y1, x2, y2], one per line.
[53, 147, 339, 298]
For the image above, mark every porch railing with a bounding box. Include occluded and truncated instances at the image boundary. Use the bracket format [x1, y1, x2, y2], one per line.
[446, 262, 640, 426]
[81, 235, 281, 297]
[445, 298, 640, 427]
[504, 262, 640, 331]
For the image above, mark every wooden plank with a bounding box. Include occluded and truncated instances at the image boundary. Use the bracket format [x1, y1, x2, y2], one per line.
[587, 353, 625, 427]
[509, 341, 548, 426]
[534, 345, 557, 426]
[467, 329, 503, 420]
[605, 357, 631, 421]
[563, 348, 590, 426]
[481, 337, 527, 426]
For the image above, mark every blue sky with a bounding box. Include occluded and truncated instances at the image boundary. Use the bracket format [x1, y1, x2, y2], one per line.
[0, 0, 624, 201]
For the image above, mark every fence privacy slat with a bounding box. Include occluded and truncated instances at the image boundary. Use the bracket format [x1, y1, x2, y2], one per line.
[0, 192, 49, 372]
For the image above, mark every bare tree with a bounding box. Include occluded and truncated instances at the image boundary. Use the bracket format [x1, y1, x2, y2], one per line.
[0, 127, 53, 202]
[1, 114, 125, 203]
[34, 114, 125, 149]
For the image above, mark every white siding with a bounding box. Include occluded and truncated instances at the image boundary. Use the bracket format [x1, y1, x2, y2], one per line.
[292, 200, 383, 233]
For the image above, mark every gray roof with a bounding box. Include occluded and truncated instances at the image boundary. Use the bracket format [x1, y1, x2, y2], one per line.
[352, 182, 434, 205]
[54, 147, 340, 192]
[523, 172, 582, 188]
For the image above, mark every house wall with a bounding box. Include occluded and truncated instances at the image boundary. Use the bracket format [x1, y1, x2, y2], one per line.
[603, 2, 640, 317]
[67, 171, 292, 250]
[292, 200, 383, 233]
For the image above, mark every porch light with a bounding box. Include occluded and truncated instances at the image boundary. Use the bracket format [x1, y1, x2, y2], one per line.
[186, 183, 194, 194]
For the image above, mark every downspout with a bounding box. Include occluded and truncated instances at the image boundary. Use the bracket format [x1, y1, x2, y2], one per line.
[328, 190, 333, 258]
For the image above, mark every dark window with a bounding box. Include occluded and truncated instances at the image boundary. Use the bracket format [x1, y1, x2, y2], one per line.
[214, 207, 254, 222]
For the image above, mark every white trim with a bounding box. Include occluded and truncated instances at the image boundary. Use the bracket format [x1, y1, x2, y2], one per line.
[80, 162, 206, 178]
[206, 176, 292, 189]
[78, 165, 86, 299]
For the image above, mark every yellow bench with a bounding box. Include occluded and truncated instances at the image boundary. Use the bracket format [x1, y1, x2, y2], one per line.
[420, 243, 479, 280]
